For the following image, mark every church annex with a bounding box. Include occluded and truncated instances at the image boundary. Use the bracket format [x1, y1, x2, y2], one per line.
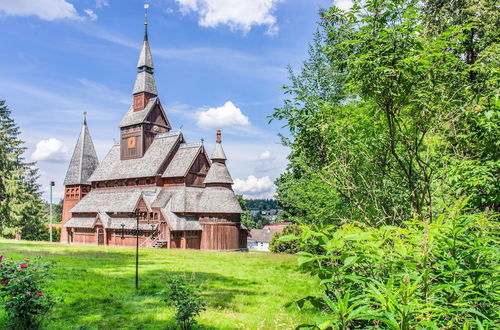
[61, 19, 248, 251]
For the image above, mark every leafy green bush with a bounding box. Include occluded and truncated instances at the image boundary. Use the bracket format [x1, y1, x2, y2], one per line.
[162, 276, 206, 330]
[0, 256, 54, 329]
[287, 199, 499, 328]
[270, 224, 302, 253]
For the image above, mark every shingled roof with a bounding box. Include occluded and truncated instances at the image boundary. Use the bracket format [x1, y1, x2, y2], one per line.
[63, 213, 158, 231]
[137, 33, 154, 69]
[63, 119, 99, 186]
[190, 186, 242, 213]
[161, 204, 202, 231]
[211, 143, 226, 160]
[63, 217, 94, 228]
[133, 70, 157, 95]
[70, 187, 161, 213]
[249, 228, 282, 242]
[162, 143, 202, 178]
[204, 162, 233, 184]
[204, 135, 233, 185]
[87, 132, 181, 182]
[119, 97, 158, 128]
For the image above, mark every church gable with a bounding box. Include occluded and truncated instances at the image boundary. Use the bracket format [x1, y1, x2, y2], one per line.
[186, 148, 210, 186]
[146, 101, 170, 130]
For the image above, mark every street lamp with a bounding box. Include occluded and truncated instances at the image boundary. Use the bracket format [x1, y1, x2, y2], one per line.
[49, 181, 55, 242]
[119, 210, 159, 289]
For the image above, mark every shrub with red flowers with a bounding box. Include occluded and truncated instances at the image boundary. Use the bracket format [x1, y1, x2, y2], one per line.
[0, 255, 54, 329]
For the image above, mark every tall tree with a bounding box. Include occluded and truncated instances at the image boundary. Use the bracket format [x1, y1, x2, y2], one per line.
[0, 100, 48, 240]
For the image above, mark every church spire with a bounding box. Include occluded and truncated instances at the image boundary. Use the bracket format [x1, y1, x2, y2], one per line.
[64, 114, 99, 186]
[133, 4, 157, 97]
[204, 130, 233, 187]
[211, 130, 227, 162]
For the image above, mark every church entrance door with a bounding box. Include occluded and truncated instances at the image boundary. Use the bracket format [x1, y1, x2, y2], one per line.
[97, 228, 104, 246]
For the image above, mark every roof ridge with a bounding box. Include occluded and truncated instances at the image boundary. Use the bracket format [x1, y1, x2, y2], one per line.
[180, 142, 202, 148]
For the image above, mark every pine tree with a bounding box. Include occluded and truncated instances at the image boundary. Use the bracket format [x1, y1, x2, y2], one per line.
[0, 100, 48, 240]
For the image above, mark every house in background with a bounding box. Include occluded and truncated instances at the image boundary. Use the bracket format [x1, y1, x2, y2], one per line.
[263, 222, 292, 230]
[248, 228, 282, 252]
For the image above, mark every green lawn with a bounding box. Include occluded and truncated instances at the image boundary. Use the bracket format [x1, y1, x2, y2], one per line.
[0, 240, 319, 329]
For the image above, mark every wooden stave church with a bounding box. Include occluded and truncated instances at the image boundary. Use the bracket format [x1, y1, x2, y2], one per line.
[60, 21, 248, 250]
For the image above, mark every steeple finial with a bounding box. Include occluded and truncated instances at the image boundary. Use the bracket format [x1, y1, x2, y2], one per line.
[83, 111, 87, 125]
[144, 4, 149, 41]
[133, 3, 157, 96]
[216, 130, 222, 143]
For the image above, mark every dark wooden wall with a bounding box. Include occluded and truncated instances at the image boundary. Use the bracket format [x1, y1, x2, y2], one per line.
[200, 223, 240, 250]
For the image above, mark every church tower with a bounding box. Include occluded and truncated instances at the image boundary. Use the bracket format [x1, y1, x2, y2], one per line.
[204, 130, 234, 189]
[119, 15, 171, 160]
[61, 115, 99, 242]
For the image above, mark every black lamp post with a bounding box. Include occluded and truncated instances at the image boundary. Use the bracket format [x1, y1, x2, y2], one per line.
[119, 210, 159, 290]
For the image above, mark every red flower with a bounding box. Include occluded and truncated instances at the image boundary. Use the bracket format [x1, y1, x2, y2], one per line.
[1, 281, 8, 285]
[25, 292, 30, 296]
[0, 255, 4, 260]
[24, 258, 30, 262]
[20, 264, 28, 269]
[0, 263, 3, 267]
[35, 292, 42, 296]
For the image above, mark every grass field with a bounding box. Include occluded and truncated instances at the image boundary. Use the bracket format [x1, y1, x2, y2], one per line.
[0, 240, 319, 329]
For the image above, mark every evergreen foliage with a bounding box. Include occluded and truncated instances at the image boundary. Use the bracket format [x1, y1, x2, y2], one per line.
[245, 199, 279, 210]
[0, 101, 48, 240]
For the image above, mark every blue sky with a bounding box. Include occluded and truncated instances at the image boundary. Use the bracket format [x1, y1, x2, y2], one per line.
[0, 0, 347, 201]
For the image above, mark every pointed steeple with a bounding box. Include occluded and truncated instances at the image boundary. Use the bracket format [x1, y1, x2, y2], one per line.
[211, 130, 227, 162]
[133, 5, 157, 96]
[64, 115, 99, 186]
[204, 130, 233, 186]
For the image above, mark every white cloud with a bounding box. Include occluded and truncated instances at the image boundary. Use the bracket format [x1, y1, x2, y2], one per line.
[95, 0, 109, 8]
[175, 0, 283, 34]
[259, 150, 273, 161]
[196, 101, 250, 129]
[84, 9, 97, 20]
[233, 175, 275, 198]
[31, 138, 69, 162]
[0, 0, 83, 21]
[335, 0, 354, 11]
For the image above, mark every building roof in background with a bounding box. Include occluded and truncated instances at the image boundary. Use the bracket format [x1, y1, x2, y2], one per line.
[249, 228, 282, 242]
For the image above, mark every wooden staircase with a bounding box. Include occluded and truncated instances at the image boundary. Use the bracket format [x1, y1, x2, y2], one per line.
[150, 239, 167, 248]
